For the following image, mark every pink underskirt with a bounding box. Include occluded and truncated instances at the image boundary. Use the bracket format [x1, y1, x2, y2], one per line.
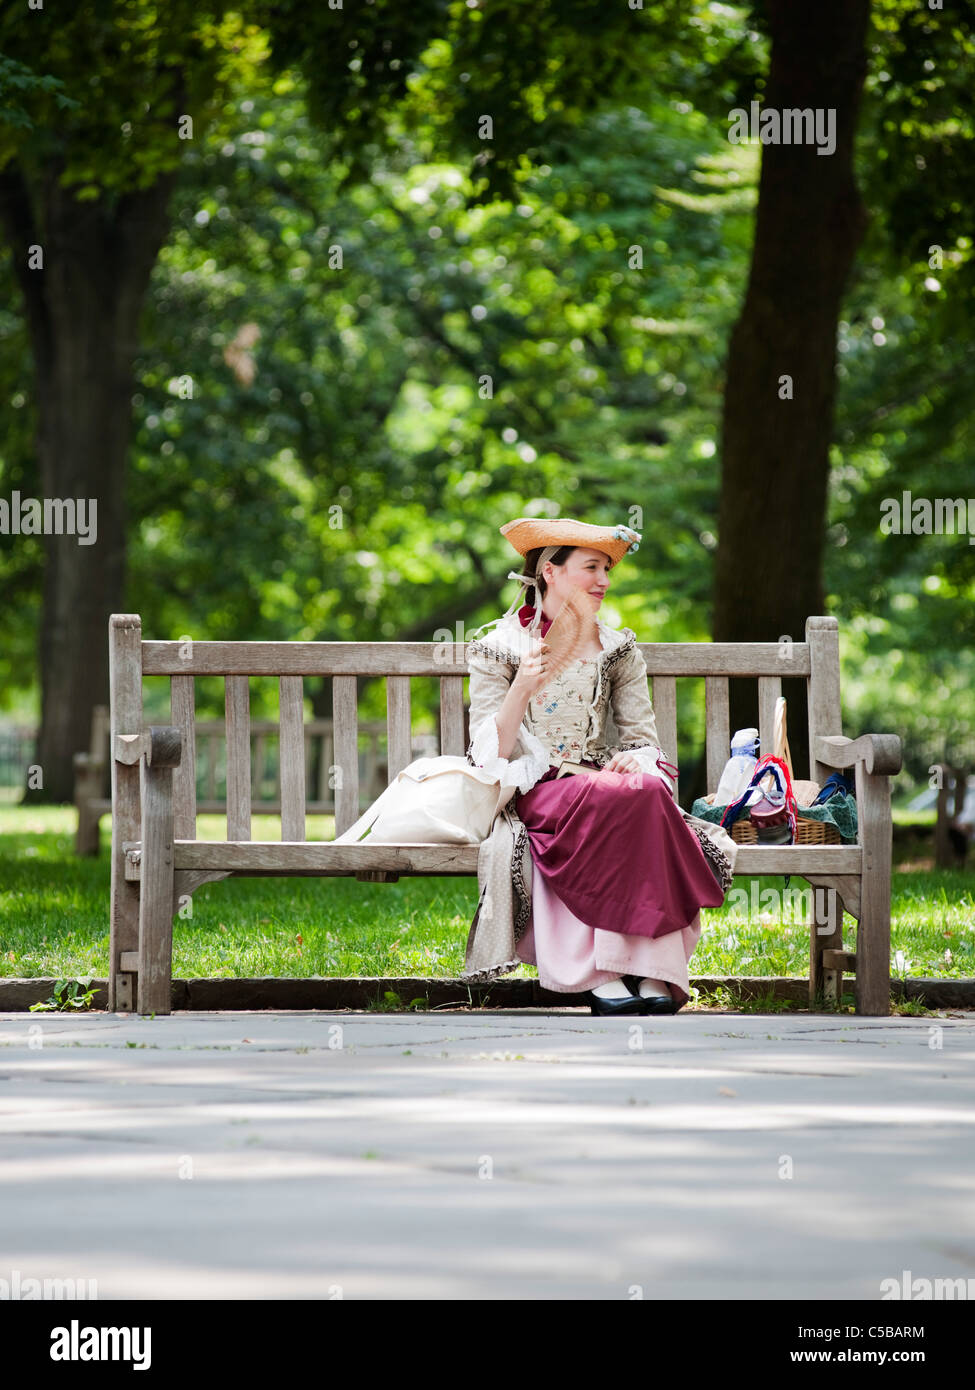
[516, 868, 702, 1010]
[515, 768, 724, 940]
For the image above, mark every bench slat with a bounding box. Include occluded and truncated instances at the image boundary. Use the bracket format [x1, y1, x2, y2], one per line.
[170, 674, 197, 840]
[318, 728, 333, 807]
[704, 676, 730, 795]
[651, 675, 678, 802]
[640, 643, 810, 676]
[333, 675, 359, 837]
[806, 617, 843, 783]
[141, 639, 809, 678]
[254, 731, 266, 799]
[225, 676, 251, 841]
[758, 676, 782, 768]
[143, 642, 470, 677]
[362, 727, 381, 805]
[206, 732, 217, 803]
[166, 840, 861, 875]
[387, 677, 412, 781]
[440, 676, 466, 757]
[174, 840, 481, 873]
[279, 676, 305, 842]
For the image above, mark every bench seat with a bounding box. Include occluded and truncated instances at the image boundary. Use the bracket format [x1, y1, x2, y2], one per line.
[121, 839, 863, 877]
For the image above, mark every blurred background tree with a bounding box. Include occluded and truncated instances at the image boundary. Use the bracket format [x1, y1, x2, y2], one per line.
[0, 0, 972, 807]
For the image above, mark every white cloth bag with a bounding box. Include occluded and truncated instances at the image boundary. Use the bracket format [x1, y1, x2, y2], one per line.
[332, 756, 514, 845]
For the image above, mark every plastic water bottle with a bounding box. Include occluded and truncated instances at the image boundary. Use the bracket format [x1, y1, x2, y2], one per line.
[714, 728, 760, 806]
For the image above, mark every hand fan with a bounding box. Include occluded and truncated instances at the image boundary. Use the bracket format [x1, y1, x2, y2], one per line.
[539, 587, 599, 682]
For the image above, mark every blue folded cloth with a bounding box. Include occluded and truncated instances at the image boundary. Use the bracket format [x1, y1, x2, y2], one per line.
[811, 770, 856, 805]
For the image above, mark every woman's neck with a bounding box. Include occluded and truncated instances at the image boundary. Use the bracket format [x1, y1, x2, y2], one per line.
[516, 602, 553, 636]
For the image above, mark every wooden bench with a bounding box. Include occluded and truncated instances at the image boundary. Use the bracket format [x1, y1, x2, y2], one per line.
[74, 703, 392, 855]
[73, 704, 112, 855]
[107, 612, 902, 1018]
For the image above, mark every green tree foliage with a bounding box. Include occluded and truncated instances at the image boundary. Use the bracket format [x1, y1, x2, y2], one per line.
[0, 2, 267, 191]
[0, 54, 79, 132]
[115, 76, 755, 730]
[0, 0, 971, 786]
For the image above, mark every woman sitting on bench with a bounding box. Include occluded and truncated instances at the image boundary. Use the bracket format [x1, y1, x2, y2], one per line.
[465, 515, 736, 1016]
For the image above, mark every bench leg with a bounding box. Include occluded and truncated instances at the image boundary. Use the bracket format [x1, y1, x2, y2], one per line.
[83, 809, 100, 857]
[74, 768, 103, 856]
[109, 771, 140, 1013]
[137, 755, 177, 1016]
[808, 882, 846, 1009]
[853, 764, 893, 1016]
[109, 615, 142, 1012]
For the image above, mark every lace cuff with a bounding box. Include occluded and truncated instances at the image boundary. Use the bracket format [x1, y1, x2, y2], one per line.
[618, 743, 679, 800]
[468, 713, 551, 795]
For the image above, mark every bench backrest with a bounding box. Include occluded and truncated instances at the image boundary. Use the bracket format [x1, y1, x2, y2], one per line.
[109, 615, 842, 840]
[88, 704, 389, 806]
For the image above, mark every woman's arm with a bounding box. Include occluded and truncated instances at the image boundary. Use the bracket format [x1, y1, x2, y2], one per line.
[609, 645, 678, 796]
[494, 679, 532, 761]
[467, 649, 551, 793]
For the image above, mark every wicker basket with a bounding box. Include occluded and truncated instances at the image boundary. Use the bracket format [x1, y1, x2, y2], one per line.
[722, 695, 842, 845]
[730, 814, 841, 845]
[701, 792, 843, 844]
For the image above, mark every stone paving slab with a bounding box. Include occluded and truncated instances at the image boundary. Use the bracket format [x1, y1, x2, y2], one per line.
[1, 1010, 974, 1300]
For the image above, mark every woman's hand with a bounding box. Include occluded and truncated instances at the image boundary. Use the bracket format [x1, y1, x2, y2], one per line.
[603, 749, 643, 775]
[512, 635, 552, 699]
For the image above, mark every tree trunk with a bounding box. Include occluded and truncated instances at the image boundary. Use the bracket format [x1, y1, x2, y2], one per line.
[711, 0, 871, 787]
[0, 159, 178, 803]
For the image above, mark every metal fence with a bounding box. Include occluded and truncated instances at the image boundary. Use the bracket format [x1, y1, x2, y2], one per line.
[0, 724, 35, 793]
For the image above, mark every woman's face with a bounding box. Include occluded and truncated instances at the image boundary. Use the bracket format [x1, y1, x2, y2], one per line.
[542, 547, 611, 610]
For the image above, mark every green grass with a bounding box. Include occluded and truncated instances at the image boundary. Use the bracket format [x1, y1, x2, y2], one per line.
[1, 805, 972, 984]
[892, 805, 936, 827]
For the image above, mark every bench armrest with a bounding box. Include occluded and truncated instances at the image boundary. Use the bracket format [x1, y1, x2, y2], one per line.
[813, 733, 902, 777]
[114, 727, 182, 768]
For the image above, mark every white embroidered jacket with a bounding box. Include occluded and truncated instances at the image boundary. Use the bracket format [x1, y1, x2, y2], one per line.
[465, 612, 677, 799]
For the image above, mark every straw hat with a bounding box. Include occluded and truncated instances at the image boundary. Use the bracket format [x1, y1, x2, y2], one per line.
[468, 515, 643, 641]
[500, 516, 641, 568]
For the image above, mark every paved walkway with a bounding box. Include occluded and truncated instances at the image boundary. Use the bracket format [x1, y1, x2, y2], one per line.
[1, 1009, 974, 1299]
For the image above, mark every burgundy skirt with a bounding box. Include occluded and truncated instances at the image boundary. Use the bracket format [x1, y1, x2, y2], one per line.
[515, 763, 727, 940]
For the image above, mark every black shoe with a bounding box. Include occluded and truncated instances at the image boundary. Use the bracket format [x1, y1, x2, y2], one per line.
[622, 975, 680, 1015]
[588, 988, 646, 1016]
[638, 994, 679, 1016]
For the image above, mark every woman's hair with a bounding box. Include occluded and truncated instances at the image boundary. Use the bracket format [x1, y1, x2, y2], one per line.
[520, 545, 576, 605]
